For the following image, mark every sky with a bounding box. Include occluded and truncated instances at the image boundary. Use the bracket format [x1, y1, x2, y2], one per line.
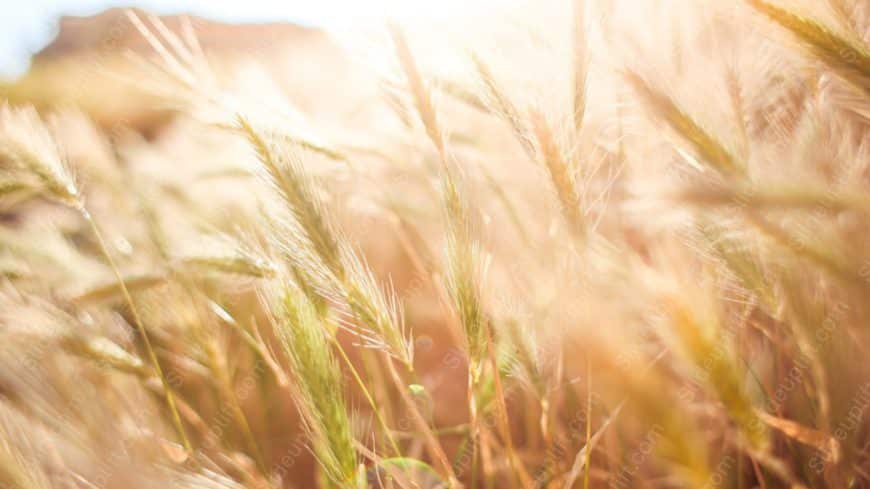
[0, 0, 515, 78]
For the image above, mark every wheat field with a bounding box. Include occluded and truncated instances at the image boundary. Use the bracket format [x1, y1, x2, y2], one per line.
[0, 0, 869, 487]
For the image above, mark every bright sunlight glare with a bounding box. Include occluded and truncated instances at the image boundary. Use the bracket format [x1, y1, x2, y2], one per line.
[0, 0, 522, 77]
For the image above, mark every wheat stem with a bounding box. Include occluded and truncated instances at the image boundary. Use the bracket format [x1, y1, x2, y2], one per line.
[81, 207, 191, 453]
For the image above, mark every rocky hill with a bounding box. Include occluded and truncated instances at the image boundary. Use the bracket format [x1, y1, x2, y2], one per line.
[2, 8, 367, 135]
[34, 8, 332, 61]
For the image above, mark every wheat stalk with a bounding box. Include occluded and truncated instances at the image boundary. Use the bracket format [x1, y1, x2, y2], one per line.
[0, 103, 191, 453]
[238, 116, 414, 367]
[745, 0, 870, 97]
[572, 0, 589, 133]
[276, 287, 360, 487]
[529, 109, 586, 239]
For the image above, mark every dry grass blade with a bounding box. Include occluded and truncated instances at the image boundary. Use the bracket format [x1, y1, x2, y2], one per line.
[178, 254, 277, 278]
[340, 248, 414, 366]
[85, 211, 194, 454]
[435, 76, 490, 113]
[240, 115, 414, 366]
[666, 299, 768, 450]
[278, 133, 349, 164]
[125, 10, 197, 88]
[745, 212, 865, 289]
[562, 403, 622, 489]
[744, 0, 870, 97]
[699, 223, 778, 313]
[0, 422, 51, 489]
[443, 177, 487, 373]
[677, 184, 870, 215]
[389, 23, 446, 160]
[70, 273, 168, 305]
[470, 53, 536, 158]
[529, 109, 585, 239]
[825, 0, 857, 31]
[0, 103, 190, 453]
[387, 24, 505, 486]
[0, 105, 78, 206]
[237, 116, 344, 276]
[276, 287, 359, 486]
[4, 2, 870, 488]
[60, 335, 149, 377]
[755, 411, 840, 462]
[624, 70, 744, 178]
[382, 354, 459, 488]
[572, 0, 589, 132]
[0, 179, 35, 199]
[442, 174, 489, 488]
[483, 324, 533, 489]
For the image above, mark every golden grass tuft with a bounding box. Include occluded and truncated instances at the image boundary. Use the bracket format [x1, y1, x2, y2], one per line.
[1, 2, 869, 488]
